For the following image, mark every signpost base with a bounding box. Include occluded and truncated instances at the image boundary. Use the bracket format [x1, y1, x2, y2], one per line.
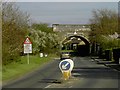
[68, 70, 71, 78]
[63, 71, 69, 80]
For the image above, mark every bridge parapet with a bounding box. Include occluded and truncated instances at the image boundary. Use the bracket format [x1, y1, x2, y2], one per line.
[52, 24, 91, 43]
[52, 24, 91, 32]
[66, 32, 85, 37]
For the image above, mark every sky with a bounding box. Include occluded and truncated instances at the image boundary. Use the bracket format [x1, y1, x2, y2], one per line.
[16, 2, 118, 25]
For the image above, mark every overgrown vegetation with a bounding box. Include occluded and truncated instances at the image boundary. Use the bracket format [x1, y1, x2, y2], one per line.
[31, 23, 53, 33]
[2, 3, 60, 65]
[2, 3, 59, 80]
[89, 9, 120, 51]
[2, 2, 29, 65]
[30, 23, 60, 55]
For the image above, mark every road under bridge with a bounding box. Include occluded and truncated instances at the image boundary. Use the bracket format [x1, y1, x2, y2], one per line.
[52, 24, 96, 56]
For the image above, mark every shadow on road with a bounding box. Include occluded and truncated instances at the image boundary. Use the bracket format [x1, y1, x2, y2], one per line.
[72, 67, 118, 79]
[38, 79, 62, 84]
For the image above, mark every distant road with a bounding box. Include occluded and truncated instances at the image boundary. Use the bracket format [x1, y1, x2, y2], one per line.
[3, 57, 119, 89]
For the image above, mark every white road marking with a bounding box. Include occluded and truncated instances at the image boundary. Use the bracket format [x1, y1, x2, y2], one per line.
[45, 84, 52, 88]
[72, 73, 81, 76]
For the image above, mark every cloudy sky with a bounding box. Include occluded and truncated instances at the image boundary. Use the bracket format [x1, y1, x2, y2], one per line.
[16, 2, 118, 25]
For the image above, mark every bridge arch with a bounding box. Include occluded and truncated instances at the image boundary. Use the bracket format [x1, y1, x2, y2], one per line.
[62, 35, 90, 56]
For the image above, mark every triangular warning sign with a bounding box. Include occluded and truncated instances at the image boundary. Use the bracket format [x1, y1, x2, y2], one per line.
[24, 37, 32, 44]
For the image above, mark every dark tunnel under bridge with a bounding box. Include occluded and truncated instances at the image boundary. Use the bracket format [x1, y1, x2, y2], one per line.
[62, 35, 90, 57]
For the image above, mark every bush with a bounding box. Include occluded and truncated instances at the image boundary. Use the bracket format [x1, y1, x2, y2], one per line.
[30, 24, 60, 55]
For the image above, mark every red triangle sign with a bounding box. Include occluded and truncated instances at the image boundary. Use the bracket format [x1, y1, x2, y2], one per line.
[24, 37, 32, 44]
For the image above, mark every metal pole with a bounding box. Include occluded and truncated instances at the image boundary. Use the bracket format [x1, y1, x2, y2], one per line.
[27, 53, 29, 64]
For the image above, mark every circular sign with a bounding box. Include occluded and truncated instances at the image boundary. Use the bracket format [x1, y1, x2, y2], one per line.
[65, 59, 74, 71]
[59, 59, 74, 72]
[60, 61, 70, 70]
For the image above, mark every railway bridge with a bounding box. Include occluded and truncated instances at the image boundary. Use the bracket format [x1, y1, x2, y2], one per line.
[52, 24, 95, 56]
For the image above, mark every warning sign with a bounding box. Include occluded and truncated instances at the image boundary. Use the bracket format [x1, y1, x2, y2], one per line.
[24, 37, 32, 53]
[24, 37, 32, 44]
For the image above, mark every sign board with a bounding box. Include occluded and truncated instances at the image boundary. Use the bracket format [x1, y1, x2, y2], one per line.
[59, 59, 74, 80]
[59, 59, 74, 71]
[24, 37, 32, 54]
[65, 59, 74, 71]
[61, 61, 70, 70]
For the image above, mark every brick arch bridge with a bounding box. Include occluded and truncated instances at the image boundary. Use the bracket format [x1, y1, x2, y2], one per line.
[52, 24, 92, 56]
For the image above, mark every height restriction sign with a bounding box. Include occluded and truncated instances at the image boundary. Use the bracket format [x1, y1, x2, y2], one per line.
[24, 37, 32, 54]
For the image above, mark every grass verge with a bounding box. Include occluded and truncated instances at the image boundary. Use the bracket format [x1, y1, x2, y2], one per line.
[2, 54, 58, 82]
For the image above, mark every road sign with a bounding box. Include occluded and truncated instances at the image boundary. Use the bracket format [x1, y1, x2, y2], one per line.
[24, 37, 32, 54]
[59, 60, 71, 71]
[61, 61, 70, 70]
[24, 37, 32, 44]
[59, 59, 74, 80]
[65, 59, 74, 71]
[23, 37, 32, 64]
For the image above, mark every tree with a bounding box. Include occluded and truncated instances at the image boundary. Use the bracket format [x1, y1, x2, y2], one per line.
[30, 23, 60, 55]
[89, 9, 119, 50]
[31, 23, 53, 33]
[90, 9, 118, 36]
[2, 2, 30, 64]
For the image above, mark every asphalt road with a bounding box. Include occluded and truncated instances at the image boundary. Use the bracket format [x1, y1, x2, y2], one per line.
[3, 57, 119, 89]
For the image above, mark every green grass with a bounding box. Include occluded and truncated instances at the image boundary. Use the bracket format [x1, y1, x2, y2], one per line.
[2, 54, 58, 82]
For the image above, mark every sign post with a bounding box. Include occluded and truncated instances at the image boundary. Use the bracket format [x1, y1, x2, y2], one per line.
[27, 53, 29, 64]
[59, 59, 74, 80]
[24, 37, 32, 64]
